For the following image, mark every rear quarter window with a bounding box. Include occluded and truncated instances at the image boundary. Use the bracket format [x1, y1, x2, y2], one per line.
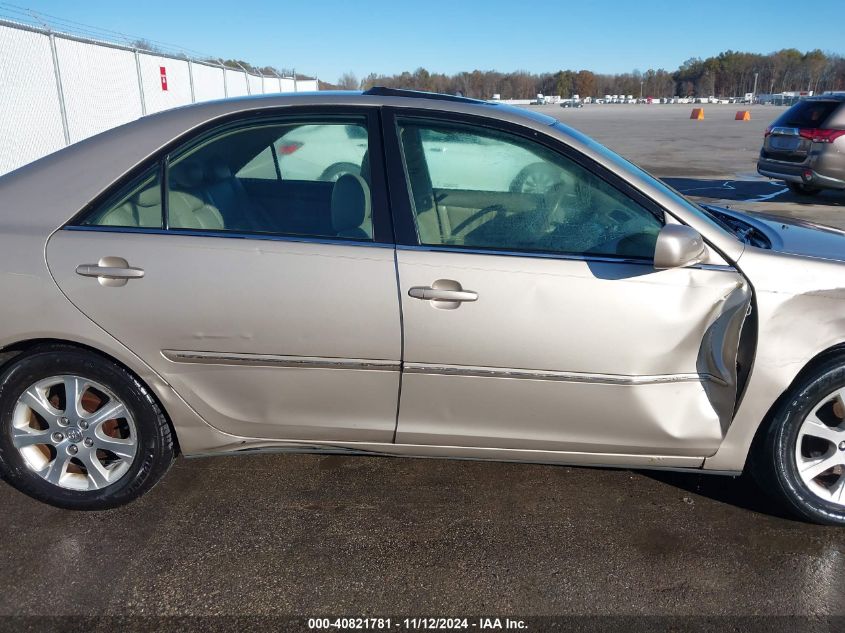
[776, 100, 842, 129]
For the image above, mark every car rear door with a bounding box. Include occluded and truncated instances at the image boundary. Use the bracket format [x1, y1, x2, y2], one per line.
[384, 110, 751, 461]
[46, 108, 402, 442]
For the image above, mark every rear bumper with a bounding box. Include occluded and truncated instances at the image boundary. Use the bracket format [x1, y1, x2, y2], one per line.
[757, 158, 845, 190]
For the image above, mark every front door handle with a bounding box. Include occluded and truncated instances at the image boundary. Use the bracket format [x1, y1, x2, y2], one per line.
[76, 257, 144, 287]
[408, 287, 478, 302]
[408, 280, 478, 309]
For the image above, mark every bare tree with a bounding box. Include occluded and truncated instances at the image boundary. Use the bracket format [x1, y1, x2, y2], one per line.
[338, 72, 359, 90]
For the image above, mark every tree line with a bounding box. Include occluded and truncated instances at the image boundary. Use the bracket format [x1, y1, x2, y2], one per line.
[335, 49, 845, 99]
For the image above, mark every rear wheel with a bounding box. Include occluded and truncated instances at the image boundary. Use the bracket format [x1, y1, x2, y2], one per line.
[787, 182, 822, 196]
[0, 346, 174, 510]
[755, 357, 845, 525]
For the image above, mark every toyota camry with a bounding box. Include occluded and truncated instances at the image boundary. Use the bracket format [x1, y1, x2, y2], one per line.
[1, 88, 845, 525]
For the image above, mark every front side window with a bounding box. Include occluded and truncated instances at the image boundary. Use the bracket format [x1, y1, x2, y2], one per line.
[81, 118, 374, 242]
[397, 119, 662, 259]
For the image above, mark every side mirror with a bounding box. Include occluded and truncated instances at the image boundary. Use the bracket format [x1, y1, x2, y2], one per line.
[653, 224, 706, 269]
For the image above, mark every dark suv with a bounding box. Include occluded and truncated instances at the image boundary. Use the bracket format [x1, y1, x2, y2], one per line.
[757, 94, 845, 195]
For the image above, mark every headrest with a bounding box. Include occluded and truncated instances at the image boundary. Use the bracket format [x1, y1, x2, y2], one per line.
[136, 185, 161, 208]
[331, 174, 371, 232]
[208, 157, 232, 181]
[170, 160, 204, 189]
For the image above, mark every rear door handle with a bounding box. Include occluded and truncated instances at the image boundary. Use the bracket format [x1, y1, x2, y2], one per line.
[75, 265, 145, 279]
[76, 257, 144, 287]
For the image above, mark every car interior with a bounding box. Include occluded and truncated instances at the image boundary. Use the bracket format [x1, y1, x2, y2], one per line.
[84, 119, 658, 260]
[399, 124, 662, 260]
[86, 123, 374, 241]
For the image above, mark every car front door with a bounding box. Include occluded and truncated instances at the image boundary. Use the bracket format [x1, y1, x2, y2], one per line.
[385, 111, 750, 460]
[46, 109, 401, 442]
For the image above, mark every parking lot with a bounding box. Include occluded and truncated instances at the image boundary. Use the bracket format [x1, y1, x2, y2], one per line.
[548, 103, 845, 228]
[2, 103, 845, 624]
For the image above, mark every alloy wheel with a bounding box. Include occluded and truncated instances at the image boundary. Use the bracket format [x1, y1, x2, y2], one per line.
[795, 388, 845, 506]
[10, 375, 137, 491]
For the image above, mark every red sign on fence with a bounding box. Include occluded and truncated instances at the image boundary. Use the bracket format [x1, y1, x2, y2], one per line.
[160, 66, 168, 91]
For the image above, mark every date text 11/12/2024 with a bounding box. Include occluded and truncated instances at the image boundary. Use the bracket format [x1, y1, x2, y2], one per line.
[307, 617, 528, 630]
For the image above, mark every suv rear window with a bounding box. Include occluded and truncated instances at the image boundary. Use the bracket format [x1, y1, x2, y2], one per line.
[775, 100, 841, 129]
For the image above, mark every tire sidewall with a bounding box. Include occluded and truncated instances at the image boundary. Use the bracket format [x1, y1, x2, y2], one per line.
[769, 362, 845, 525]
[0, 349, 165, 510]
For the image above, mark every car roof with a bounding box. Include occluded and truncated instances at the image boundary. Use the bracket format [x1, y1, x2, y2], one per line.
[165, 88, 559, 126]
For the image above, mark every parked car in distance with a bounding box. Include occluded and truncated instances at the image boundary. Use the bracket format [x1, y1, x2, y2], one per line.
[758, 94, 845, 195]
[3, 88, 845, 526]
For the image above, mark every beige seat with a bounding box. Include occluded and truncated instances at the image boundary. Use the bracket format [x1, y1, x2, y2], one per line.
[98, 184, 162, 228]
[167, 161, 225, 231]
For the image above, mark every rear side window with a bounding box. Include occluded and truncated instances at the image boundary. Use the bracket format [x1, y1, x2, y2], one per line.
[78, 118, 375, 242]
[81, 168, 162, 229]
[776, 100, 841, 129]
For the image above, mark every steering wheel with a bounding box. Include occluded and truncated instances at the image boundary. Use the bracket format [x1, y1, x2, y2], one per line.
[451, 204, 505, 237]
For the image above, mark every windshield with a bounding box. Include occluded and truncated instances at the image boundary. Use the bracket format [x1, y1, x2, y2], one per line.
[552, 122, 734, 237]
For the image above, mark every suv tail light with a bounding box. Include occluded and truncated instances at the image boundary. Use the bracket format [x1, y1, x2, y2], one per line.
[798, 128, 845, 143]
[764, 125, 773, 138]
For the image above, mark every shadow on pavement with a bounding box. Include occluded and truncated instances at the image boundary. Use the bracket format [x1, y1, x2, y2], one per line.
[662, 176, 845, 206]
[643, 470, 797, 521]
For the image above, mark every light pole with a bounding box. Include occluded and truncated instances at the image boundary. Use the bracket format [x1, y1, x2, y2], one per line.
[640, 80, 643, 101]
[752, 72, 759, 103]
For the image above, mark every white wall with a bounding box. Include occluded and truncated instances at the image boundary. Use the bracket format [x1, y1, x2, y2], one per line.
[55, 37, 144, 143]
[138, 54, 193, 114]
[191, 62, 226, 102]
[0, 24, 66, 175]
[0, 22, 319, 176]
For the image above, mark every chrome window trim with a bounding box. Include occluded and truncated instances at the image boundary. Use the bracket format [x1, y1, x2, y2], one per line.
[62, 225, 394, 249]
[162, 350, 401, 371]
[397, 244, 736, 271]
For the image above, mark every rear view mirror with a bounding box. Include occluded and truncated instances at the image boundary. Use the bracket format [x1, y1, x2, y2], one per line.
[653, 224, 706, 269]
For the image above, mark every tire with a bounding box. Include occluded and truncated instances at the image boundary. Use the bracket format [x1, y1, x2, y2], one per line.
[754, 356, 845, 525]
[787, 182, 822, 196]
[320, 162, 361, 182]
[0, 345, 174, 510]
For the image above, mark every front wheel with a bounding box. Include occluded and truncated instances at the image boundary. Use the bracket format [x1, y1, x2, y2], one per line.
[755, 357, 845, 525]
[0, 346, 174, 510]
[787, 182, 822, 196]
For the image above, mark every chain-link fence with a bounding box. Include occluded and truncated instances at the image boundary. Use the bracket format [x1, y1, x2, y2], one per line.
[0, 19, 319, 176]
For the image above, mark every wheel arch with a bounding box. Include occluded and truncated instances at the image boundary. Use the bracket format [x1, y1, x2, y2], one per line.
[746, 342, 845, 469]
[0, 337, 182, 456]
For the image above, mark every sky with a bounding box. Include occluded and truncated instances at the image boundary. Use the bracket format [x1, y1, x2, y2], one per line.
[3, 0, 843, 82]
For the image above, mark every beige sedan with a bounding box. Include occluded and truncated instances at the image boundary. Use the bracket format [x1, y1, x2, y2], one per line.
[1, 88, 845, 525]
